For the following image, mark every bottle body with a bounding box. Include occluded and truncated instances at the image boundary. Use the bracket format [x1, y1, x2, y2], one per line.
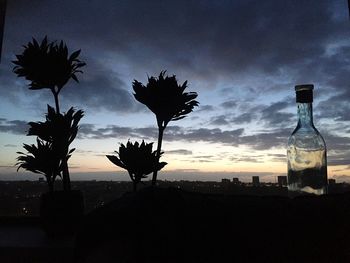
[287, 85, 327, 196]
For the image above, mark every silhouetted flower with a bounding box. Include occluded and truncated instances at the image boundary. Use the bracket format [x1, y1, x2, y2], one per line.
[106, 141, 167, 191]
[16, 138, 72, 192]
[132, 71, 198, 185]
[12, 36, 85, 91]
[133, 71, 199, 128]
[28, 105, 84, 146]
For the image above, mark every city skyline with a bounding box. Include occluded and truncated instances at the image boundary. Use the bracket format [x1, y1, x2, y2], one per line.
[1, 1, 350, 182]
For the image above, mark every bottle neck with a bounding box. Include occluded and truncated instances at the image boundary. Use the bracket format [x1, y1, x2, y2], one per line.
[297, 103, 314, 127]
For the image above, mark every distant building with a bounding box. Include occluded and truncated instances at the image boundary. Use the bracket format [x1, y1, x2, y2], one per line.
[232, 178, 240, 184]
[38, 177, 45, 183]
[221, 178, 231, 184]
[328, 179, 336, 185]
[252, 176, 260, 186]
[277, 176, 287, 187]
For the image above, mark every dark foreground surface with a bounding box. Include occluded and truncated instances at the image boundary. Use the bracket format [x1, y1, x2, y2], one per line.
[0, 217, 75, 262]
[76, 187, 350, 263]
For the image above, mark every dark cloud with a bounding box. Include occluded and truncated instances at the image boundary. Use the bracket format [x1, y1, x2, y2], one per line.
[231, 112, 256, 124]
[58, 58, 140, 113]
[220, 100, 238, 109]
[317, 95, 350, 122]
[4, 144, 17, 147]
[323, 133, 350, 152]
[260, 101, 294, 126]
[2, 115, 350, 166]
[4, 0, 346, 86]
[192, 159, 214, 163]
[301, 46, 350, 122]
[236, 157, 263, 163]
[74, 149, 110, 157]
[2, 114, 350, 167]
[230, 154, 266, 163]
[239, 128, 291, 150]
[196, 105, 215, 112]
[218, 99, 294, 127]
[267, 153, 286, 162]
[209, 115, 229, 126]
[190, 154, 218, 163]
[0, 66, 28, 104]
[2, 0, 349, 114]
[166, 149, 192, 155]
[193, 155, 215, 159]
[328, 158, 350, 166]
[78, 124, 245, 145]
[78, 124, 135, 140]
[166, 127, 245, 145]
[0, 119, 28, 135]
[78, 123, 290, 151]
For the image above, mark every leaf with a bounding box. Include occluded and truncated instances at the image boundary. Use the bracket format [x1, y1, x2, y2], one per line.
[47, 104, 56, 116]
[71, 74, 79, 82]
[106, 155, 126, 169]
[69, 148, 75, 154]
[32, 37, 39, 48]
[157, 162, 167, 170]
[171, 116, 186, 121]
[69, 49, 81, 61]
[40, 36, 48, 49]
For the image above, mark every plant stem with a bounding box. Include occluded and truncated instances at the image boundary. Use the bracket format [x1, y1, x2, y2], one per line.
[62, 161, 71, 191]
[152, 126, 164, 186]
[52, 89, 60, 114]
[47, 176, 54, 192]
[51, 86, 71, 191]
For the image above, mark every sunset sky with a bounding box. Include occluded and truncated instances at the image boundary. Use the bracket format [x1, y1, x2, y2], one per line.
[1, 0, 350, 182]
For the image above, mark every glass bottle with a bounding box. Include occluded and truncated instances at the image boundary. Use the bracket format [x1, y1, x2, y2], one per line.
[287, 84, 327, 196]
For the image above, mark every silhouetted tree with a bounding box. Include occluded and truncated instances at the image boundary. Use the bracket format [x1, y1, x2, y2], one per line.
[13, 36, 85, 191]
[133, 71, 199, 185]
[106, 141, 167, 191]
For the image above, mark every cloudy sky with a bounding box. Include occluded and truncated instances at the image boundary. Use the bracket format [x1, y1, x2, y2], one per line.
[1, 0, 350, 182]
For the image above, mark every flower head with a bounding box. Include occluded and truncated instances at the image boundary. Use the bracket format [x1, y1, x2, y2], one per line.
[16, 138, 60, 176]
[28, 105, 84, 146]
[16, 138, 64, 192]
[133, 71, 199, 128]
[106, 140, 167, 183]
[12, 36, 86, 91]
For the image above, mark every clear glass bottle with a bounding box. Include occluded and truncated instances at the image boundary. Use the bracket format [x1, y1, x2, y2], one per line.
[287, 84, 327, 196]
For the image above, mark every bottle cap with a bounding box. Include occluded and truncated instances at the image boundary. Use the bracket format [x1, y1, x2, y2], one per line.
[295, 84, 313, 103]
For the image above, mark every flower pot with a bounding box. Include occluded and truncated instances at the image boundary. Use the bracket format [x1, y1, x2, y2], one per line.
[40, 190, 85, 237]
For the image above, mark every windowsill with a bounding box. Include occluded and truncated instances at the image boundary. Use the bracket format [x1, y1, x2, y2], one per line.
[0, 217, 75, 262]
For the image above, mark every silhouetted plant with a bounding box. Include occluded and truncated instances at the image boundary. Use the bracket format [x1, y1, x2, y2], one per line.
[133, 71, 199, 185]
[13, 36, 85, 192]
[106, 141, 167, 192]
[12, 36, 85, 113]
[26, 105, 84, 190]
[16, 139, 67, 192]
